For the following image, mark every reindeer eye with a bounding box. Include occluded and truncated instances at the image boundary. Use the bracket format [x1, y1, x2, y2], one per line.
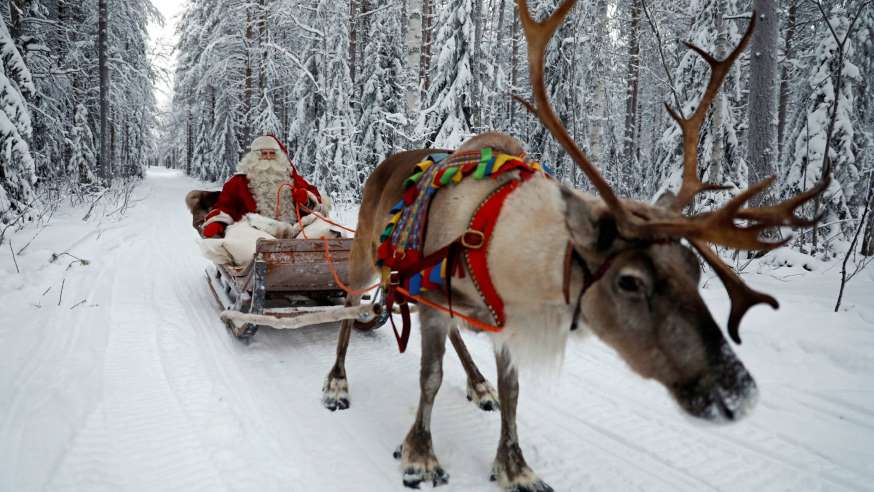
[617, 274, 645, 295]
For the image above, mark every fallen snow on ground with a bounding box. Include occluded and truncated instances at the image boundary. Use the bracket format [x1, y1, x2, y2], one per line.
[1, 168, 873, 491]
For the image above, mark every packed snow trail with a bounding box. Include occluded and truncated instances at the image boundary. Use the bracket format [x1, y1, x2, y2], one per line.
[1, 168, 873, 491]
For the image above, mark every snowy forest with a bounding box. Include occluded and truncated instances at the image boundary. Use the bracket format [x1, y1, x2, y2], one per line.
[3, 2, 874, 491]
[2, 0, 873, 259]
[0, 0, 158, 218]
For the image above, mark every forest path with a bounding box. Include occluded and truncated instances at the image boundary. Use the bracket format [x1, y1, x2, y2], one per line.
[0, 168, 873, 491]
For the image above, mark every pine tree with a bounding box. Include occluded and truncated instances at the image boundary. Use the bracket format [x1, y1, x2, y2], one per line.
[418, 0, 474, 148]
[356, 2, 407, 177]
[784, 6, 861, 250]
[69, 104, 97, 184]
[0, 19, 36, 219]
[312, 0, 357, 200]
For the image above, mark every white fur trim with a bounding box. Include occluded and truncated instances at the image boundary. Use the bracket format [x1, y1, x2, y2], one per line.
[213, 222, 276, 267]
[242, 213, 294, 238]
[319, 195, 333, 216]
[199, 239, 234, 265]
[203, 211, 233, 227]
[249, 135, 282, 152]
[301, 219, 343, 240]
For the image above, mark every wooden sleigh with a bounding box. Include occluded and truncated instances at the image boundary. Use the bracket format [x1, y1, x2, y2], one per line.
[188, 190, 387, 343]
[206, 237, 388, 342]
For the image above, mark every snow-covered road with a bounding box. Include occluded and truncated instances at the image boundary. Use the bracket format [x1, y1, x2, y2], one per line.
[1, 168, 873, 491]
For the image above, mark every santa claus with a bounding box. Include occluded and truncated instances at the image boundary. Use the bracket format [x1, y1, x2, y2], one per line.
[201, 135, 323, 238]
[193, 135, 342, 266]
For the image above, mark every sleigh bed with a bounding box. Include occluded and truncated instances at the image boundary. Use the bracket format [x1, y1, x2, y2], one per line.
[205, 237, 387, 342]
[186, 184, 387, 343]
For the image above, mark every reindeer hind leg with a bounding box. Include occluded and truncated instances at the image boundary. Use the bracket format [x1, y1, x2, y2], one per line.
[448, 327, 499, 412]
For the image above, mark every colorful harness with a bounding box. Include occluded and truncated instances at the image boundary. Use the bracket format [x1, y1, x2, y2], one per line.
[376, 148, 551, 352]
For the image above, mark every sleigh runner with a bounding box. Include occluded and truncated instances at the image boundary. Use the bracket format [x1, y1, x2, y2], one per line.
[204, 235, 387, 342]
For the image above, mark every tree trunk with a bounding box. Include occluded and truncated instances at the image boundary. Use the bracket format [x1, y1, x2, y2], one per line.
[419, 0, 433, 99]
[623, 0, 641, 164]
[348, 0, 358, 89]
[509, 5, 519, 126]
[747, 1, 779, 206]
[708, 2, 727, 193]
[472, 0, 483, 130]
[406, 0, 424, 111]
[98, 0, 110, 181]
[258, 0, 267, 97]
[588, 0, 609, 162]
[777, 0, 797, 164]
[186, 106, 193, 175]
[491, 0, 507, 128]
[862, 203, 874, 256]
[243, 7, 254, 145]
[8, 0, 28, 38]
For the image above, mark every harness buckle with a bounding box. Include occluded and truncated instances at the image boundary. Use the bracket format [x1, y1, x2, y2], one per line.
[461, 230, 485, 249]
[389, 271, 401, 286]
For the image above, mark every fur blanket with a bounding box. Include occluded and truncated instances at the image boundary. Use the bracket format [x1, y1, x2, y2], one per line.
[187, 190, 344, 267]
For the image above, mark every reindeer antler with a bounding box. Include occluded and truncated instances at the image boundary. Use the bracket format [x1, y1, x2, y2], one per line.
[666, 19, 756, 211]
[515, 0, 627, 220]
[514, 1, 831, 344]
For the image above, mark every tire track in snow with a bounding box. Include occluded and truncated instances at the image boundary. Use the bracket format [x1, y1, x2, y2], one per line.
[1, 225, 129, 490]
[9, 169, 873, 492]
[45, 178, 227, 491]
[551, 337, 870, 491]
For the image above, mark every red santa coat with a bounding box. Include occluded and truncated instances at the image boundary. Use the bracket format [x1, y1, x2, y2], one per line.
[202, 169, 321, 237]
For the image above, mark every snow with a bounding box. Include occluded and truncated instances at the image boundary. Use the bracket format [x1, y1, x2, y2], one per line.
[1, 168, 874, 491]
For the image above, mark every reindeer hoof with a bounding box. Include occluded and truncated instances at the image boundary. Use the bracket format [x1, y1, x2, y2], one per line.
[399, 440, 449, 488]
[467, 380, 500, 412]
[402, 465, 449, 489]
[492, 463, 552, 492]
[508, 482, 553, 492]
[322, 375, 350, 411]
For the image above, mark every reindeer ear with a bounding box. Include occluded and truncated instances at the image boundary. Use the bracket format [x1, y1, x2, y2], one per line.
[654, 191, 677, 209]
[561, 186, 618, 253]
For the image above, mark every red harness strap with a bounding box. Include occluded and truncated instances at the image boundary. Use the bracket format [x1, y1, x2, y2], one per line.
[384, 173, 537, 352]
[461, 173, 534, 328]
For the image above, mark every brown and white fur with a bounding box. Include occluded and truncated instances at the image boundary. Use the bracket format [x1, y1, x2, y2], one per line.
[322, 132, 758, 491]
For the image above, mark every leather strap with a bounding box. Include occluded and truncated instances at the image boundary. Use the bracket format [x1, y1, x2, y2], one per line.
[463, 173, 534, 327]
[387, 172, 535, 350]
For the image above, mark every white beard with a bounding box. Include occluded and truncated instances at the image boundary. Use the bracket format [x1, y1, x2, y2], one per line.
[237, 151, 297, 221]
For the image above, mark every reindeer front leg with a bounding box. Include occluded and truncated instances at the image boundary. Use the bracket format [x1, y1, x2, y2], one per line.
[322, 314, 356, 411]
[394, 308, 451, 488]
[492, 347, 553, 492]
[448, 327, 499, 411]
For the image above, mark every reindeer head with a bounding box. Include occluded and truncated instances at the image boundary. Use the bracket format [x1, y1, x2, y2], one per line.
[516, 0, 829, 422]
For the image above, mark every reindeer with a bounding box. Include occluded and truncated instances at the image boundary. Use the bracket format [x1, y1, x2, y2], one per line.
[322, 1, 830, 490]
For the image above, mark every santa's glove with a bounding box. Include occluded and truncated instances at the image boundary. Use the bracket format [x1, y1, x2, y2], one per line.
[201, 209, 231, 238]
[202, 222, 226, 238]
[292, 188, 319, 212]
